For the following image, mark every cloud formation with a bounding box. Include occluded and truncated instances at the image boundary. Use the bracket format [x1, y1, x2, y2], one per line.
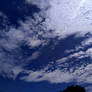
[0, 0, 92, 89]
[21, 63, 92, 84]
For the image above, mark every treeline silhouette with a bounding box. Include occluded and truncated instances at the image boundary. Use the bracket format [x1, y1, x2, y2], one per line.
[60, 85, 86, 92]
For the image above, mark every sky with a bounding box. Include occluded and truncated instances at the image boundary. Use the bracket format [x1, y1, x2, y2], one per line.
[0, 0, 92, 92]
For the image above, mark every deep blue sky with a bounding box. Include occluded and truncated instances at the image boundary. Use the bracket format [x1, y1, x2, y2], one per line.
[0, 76, 77, 92]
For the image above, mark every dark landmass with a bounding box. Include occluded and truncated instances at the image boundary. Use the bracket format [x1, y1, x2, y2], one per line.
[60, 85, 86, 92]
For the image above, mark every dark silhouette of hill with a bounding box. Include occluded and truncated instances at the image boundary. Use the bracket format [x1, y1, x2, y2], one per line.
[60, 85, 86, 92]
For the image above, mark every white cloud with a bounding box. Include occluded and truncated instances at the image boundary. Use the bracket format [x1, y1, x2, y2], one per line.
[25, 0, 92, 39]
[20, 63, 92, 84]
[1, 0, 92, 87]
[21, 69, 75, 83]
[0, 10, 52, 78]
[56, 51, 85, 64]
[65, 36, 92, 55]
[28, 51, 40, 61]
[41, 0, 92, 38]
[57, 47, 92, 64]
[27, 39, 42, 48]
[81, 37, 92, 47]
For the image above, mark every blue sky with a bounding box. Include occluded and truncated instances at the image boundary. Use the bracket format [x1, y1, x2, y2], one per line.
[0, 0, 92, 92]
[0, 76, 77, 92]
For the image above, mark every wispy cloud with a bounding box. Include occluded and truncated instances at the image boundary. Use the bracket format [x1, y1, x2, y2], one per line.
[27, 51, 40, 61]
[1, 0, 92, 87]
[20, 63, 92, 84]
[25, 0, 92, 38]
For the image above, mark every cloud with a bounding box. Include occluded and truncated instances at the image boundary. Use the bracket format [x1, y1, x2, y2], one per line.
[0, 9, 55, 78]
[81, 37, 92, 47]
[20, 69, 75, 83]
[27, 51, 40, 61]
[20, 63, 92, 84]
[1, 0, 92, 87]
[48, 0, 92, 35]
[56, 47, 92, 65]
[25, 0, 92, 38]
[27, 0, 92, 38]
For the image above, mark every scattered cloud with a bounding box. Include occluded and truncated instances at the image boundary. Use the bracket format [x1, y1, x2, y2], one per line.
[28, 51, 40, 61]
[26, 0, 92, 38]
[20, 63, 92, 84]
[24, 0, 92, 39]
[56, 47, 92, 64]
[1, 0, 92, 88]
